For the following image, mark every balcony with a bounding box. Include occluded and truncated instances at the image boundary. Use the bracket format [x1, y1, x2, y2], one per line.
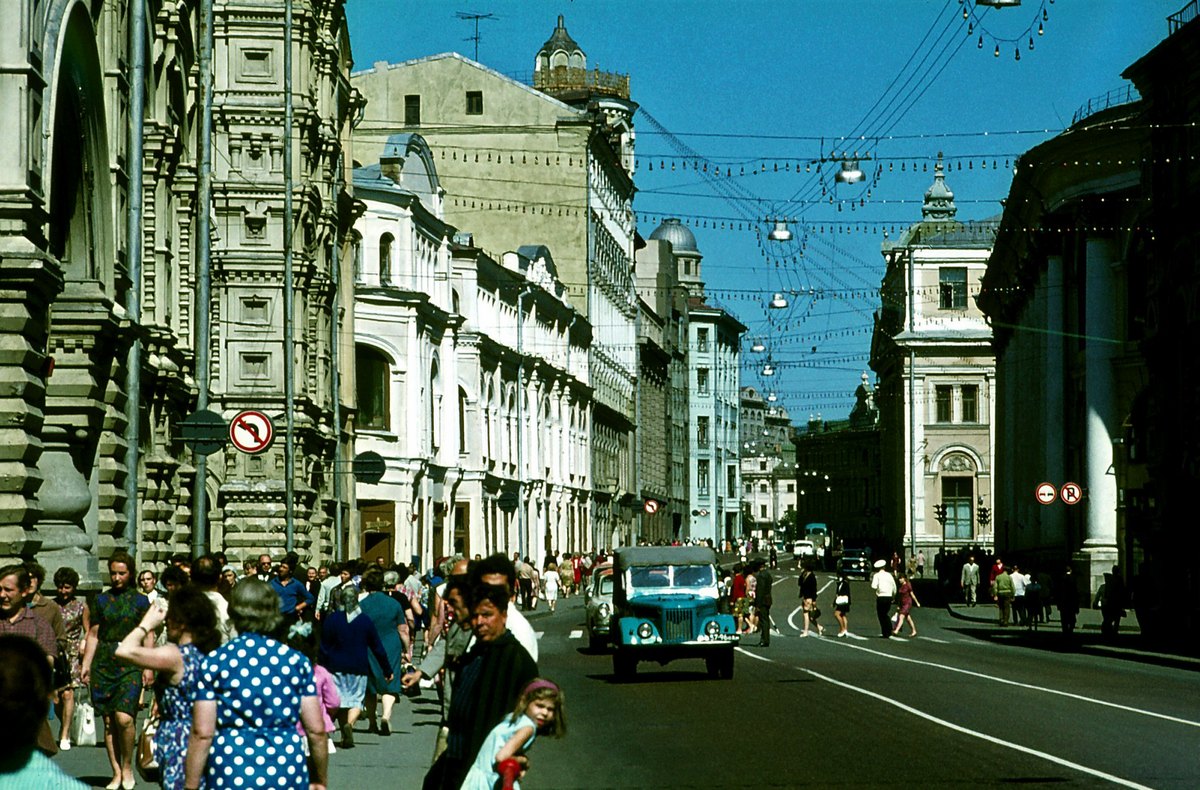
[532, 66, 630, 100]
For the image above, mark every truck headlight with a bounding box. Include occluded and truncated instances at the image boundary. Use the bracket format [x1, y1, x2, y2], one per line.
[599, 603, 610, 618]
[636, 622, 654, 640]
[705, 620, 720, 637]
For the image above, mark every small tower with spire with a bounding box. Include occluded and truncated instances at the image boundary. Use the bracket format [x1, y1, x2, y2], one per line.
[922, 152, 957, 221]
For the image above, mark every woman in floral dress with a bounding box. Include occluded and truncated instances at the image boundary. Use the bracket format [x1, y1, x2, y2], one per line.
[116, 586, 220, 790]
[53, 566, 90, 751]
[82, 551, 153, 790]
[184, 579, 329, 790]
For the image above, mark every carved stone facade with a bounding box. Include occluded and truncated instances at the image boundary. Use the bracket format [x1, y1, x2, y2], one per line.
[0, 1, 357, 582]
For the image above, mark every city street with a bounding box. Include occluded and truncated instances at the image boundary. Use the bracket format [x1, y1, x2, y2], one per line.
[57, 571, 1200, 789]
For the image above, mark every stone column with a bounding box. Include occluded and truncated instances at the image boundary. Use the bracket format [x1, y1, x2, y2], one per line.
[1079, 237, 1120, 592]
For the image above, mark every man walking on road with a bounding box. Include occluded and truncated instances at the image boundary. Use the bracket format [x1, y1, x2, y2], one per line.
[752, 561, 773, 647]
[870, 560, 897, 638]
[961, 555, 980, 607]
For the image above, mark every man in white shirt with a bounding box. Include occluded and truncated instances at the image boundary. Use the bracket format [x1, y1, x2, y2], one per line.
[1010, 563, 1029, 626]
[192, 554, 235, 643]
[471, 554, 538, 662]
[870, 560, 898, 639]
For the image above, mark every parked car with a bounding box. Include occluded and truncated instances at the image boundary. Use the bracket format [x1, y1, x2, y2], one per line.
[584, 563, 614, 651]
[792, 540, 816, 559]
[610, 546, 738, 680]
[837, 549, 870, 578]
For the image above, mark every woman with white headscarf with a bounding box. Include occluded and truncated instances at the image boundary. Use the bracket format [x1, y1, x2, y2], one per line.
[318, 585, 390, 749]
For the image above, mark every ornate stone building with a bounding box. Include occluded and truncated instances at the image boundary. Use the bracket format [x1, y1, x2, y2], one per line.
[870, 158, 997, 567]
[352, 16, 638, 551]
[0, 0, 358, 581]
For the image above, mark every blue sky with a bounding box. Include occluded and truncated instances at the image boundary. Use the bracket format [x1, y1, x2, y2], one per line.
[345, 0, 1180, 424]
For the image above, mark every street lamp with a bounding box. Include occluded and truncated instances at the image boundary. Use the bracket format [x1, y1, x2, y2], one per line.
[767, 219, 793, 241]
[834, 158, 865, 184]
[769, 292, 788, 309]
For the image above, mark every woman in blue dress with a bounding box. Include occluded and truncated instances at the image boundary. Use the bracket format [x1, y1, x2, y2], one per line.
[184, 579, 329, 790]
[358, 568, 406, 736]
[115, 586, 220, 790]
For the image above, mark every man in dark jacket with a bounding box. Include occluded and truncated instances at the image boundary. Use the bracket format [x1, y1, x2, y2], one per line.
[423, 584, 537, 790]
[753, 561, 774, 647]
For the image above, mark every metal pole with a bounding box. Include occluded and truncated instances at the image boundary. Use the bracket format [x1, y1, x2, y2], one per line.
[283, 0, 296, 552]
[907, 249, 917, 563]
[516, 287, 530, 560]
[123, 0, 147, 558]
[193, 0, 215, 557]
[330, 151, 344, 563]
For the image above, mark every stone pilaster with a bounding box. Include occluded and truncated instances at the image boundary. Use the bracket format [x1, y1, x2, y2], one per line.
[0, 251, 58, 562]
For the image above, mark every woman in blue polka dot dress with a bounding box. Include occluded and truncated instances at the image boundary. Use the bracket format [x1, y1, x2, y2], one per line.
[183, 579, 329, 790]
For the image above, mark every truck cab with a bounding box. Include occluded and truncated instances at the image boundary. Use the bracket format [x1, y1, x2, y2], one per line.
[610, 546, 739, 680]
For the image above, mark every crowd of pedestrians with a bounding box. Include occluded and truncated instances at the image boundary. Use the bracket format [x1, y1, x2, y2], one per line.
[0, 549, 565, 790]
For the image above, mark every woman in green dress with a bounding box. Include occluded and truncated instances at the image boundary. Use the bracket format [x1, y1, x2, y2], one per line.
[82, 550, 153, 790]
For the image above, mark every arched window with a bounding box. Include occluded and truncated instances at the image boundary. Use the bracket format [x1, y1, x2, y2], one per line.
[379, 233, 394, 284]
[458, 387, 468, 454]
[351, 231, 364, 283]
[356, 345, 390, 430]
[429, 359, 441, 452]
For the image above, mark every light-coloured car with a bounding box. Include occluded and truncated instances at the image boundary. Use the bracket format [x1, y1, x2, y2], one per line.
[792, 539, 816, 558]
[584, 563, 614, 651]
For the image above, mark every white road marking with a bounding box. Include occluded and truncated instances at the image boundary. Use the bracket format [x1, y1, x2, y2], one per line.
[919, 636, 950, 644]
[829, 640, 1200, 728]
[535, 631, 544, 640]
[735, 647, 774, 662]
[797, 666, 1155, 790]
[569, 629, 582, 639]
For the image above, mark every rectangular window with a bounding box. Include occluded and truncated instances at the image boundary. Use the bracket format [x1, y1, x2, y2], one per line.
[942, 477, 973, 540]
[697, 368, 709, 394]
[404, 94, 421, 126]
[696, 416, 709, 448]
[760, 505, 767, 519]
[787, 483, 795, 493]
[465, 90, 483, 114]
[697, 460, 710, 497]
[240, 297, 268, 324]
[744, 483, 751, 494]
[240, 353, 270, 380]
[759, 483, 767, 493]
[961, 384, 978, 423]
[939, 267, 968, 310]
[697, 328, 709, 352]
[759, 460, 766, 471]
[936, 385, 952, 423]
[727, 465, 737, 498]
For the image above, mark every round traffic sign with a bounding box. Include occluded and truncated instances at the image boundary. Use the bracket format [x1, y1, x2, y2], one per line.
[644, 499, 660, 515]
[1035, 482, 1057, 505]
[180, 409, 227, 456]
[1060, 482, 1083, 505]
[229, 410, 274, 454]
[353, 451, 386, 484]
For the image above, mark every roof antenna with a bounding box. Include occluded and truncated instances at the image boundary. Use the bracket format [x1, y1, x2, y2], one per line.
[455, 11, 496, 62]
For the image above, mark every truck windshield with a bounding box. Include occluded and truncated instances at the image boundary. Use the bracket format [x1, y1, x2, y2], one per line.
[629, 564, 716, 590]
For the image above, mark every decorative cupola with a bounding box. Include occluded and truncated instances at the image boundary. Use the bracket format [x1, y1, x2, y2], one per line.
[922, 152, 958, 221]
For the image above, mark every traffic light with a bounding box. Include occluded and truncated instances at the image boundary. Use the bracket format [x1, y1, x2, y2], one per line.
[977, 506, 990, 528]
[933, 503, 948, 527]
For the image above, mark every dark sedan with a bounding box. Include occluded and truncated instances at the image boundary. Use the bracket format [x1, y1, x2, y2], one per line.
[837, 549, 871, 578]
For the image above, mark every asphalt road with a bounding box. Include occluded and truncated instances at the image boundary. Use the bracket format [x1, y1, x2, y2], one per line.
[57, 572, 1200, 789]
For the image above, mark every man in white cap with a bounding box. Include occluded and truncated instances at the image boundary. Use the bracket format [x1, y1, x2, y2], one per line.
[870, 559, 897, 638]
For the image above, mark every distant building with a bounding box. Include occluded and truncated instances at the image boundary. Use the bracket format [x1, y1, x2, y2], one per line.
[739, 387, 797, 541]
[870, 157, 997, 566]
[635, 230, 691, 543]
[791, 375, 883, 551]
[352, 16, 638, 550]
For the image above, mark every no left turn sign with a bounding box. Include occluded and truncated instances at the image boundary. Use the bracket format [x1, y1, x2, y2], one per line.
[1035, 482, 1057, 505]
[229, 410, 274, 454]
[644, 499, 660, 515]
